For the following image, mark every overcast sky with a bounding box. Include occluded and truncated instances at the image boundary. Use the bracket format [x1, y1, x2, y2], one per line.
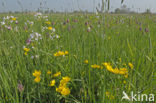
[0, 0, 156, 13]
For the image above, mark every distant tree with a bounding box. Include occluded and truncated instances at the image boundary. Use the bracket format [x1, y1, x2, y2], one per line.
[145, 9, 151, 14]
[115, 8, 120, 13]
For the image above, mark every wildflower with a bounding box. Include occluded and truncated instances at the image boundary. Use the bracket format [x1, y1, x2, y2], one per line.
[24, 48, 30, 52]
[49, 80, 55, 87]
[24, 52, 28, 55]
[17, 81, 24, 92]
[84, 60, 88, 64]
[45, 21, 51, 25]
[33, 70, 41, 77]
[61, 87, 70, 96]
[102, 62, 128, 75]
[7, 26, 12, 30]
[12, 18, 16, 21]
[128, 62, 133, 69]
[61, 76, 71, 84]
[56, 76, 71, 96]
[123, 80, 127, 84]
[91, 64, 101, 69]
[64, 51, 69, 55]
[106, 91, 114, 99]
[47, 70, 52, 75]
[48, 27, 53, 30]
[54, 51, 68, 57]
[145, 28, 149, 33]
[53, 71, 61, 77]
[119, 58, 122, 62]
[34, 76, 41, 83]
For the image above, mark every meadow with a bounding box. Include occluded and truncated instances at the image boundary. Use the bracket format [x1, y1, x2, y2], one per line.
[0, 13, 155, 103]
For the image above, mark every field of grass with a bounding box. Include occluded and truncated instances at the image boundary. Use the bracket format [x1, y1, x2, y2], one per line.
[0, 13, 155, 103]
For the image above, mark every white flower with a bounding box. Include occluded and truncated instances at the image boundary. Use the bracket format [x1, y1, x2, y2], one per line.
[1, 21, 5, 25]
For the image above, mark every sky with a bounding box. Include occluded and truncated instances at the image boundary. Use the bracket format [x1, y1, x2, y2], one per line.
[0, 0, 156, 13]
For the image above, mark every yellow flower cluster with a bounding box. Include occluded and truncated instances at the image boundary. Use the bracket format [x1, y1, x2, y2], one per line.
[91, 64, 102, 69]
[102, 62, 128, 76]
[24, 47, 30, 55]
[49, 80, 56, 87]
[56, 76, 71, 96]
[54, 51, 69, 57]
[32, 70, 41, 83]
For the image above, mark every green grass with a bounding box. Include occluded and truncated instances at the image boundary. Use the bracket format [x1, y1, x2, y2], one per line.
[0, 13, 155, 103]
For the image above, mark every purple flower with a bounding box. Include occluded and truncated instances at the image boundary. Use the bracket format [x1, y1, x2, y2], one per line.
[7, 26, 11, 30]
[74, 19, 78, 22]
[139, 27, 142, 31]
[15, 21, 18, 24]
[145, 28, 149, 33]
[17, 81, 24, 92]
[85, 22, 89, 26]
[26, 39, 31, 45]
[66, 19, 70, 23]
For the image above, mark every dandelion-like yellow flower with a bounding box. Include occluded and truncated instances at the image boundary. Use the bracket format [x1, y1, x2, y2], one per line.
[53, 71, 61, 77]
[34, 76, 41, 83]
[45, 21, 51, 25]
[33, 70, 41, 77]
[12, 18, 16, 21]
[24, 48, 30, 52]
[102, 62, 128, 75]
[128, 62, 133, 69]
[48, 27, 53, 30]
[49, 80, 55, 86]
[91, 64, 101, 69]
[84, 60, 88, 64]
[61, 87, 70, 96]
[64, 51, 69, 55]
[54, 51, 68, 57]
[24, 52, 28, 55]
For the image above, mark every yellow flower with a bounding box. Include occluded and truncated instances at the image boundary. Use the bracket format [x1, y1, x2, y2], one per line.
[61, 87, 70, 96]
[54, 51, 68, 57]
[91, 64, 101, 69]
[33, 70, 41, 77]
[123, 80, 127, 84]
[119, 58, 122, 62]
[47, 70, 52, 74]
[45, 21, 51, 25]
[128, 62, 133, 69]
[64, 51, 69, 55]
[24, 52, 28, 55]
[49, 80, 55, 86]
[62, 76, 71, 82]
[34, 76, 41, 83]
[106, 91, 110, 96]
[24, 48, 30, 52]
[84, 60, 88, 64]
[12, 18, 16, 21]
[53, 71, 61, 77]
[56, 86, 64, 93]
[48, 27, 53, 30]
